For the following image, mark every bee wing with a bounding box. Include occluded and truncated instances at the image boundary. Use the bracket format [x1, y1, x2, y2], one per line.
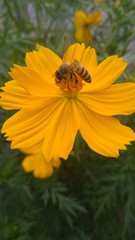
[70, 59, 79, 70]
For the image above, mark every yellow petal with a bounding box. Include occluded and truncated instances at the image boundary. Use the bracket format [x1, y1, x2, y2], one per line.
[22, 154, 53, 178]
[0, 80, 30, 110]
[80, 46, 97, 73]
[26, 47, 62, 79]
[82, 56, 127, 92]
[88, 9, 102, 25]
[79, 82, 135, 116]
[50, 158, 61, 168]
[22, 154, 38, 171]
[34, 157, 53, 178]
[2, 98, 64, 149]
[9, 64, 58, 97]
[21, 143, 41, 154]
[74, 11, 88, 28]
[63, 43, 85, 64]
[42, 99, 80, 161]
[76, 101, 135, 157]
[74, 10, 101, 27]
[26, 51, 52, 77]
[75, 28, 92, 43]
[75, 28, 85, 43]
[63, 43, 97, 72]
[38, 46, 62, 73]
[21, 142, 61, 172]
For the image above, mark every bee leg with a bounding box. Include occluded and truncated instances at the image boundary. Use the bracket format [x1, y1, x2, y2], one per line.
[72, 72, 78, 84]
[70, 71, 73, 80]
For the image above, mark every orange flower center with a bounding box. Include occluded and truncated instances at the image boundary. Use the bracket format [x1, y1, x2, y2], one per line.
[54, 60, 91, 98]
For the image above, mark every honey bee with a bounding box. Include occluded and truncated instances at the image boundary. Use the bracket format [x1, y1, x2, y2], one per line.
[54, 60, 92, 84]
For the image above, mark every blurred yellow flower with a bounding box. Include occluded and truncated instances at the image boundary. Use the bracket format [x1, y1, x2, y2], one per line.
[21, 143, 61, 179]
[94, 0, 103, 3]
[0, 43, 135, 160]
[94, 0, 120, 6]
[115, 0, 120, 7]
[74, 9, 102, 43]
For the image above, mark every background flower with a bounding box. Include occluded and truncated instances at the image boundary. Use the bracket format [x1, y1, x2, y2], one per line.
[94, 0, 103, 3]
[21, 143, 61, 179]
[74, 9, 102, 43]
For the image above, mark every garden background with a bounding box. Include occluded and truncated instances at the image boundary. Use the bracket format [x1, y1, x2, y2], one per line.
[0, 0, 135, 239]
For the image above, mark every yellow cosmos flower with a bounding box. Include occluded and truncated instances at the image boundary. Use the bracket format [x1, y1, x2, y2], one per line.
[21, 143, 61, 179]
[94, 0, 103, 3]
[74, 10, 102, 43]
[0, 43, 135, 161]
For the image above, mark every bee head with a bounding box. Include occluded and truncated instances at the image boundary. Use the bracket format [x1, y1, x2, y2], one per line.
[55, 70, 63, 80]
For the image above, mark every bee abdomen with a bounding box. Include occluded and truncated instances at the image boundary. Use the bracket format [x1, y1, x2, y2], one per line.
[75, 65, 91, 83]
[84, 73, 91, 83]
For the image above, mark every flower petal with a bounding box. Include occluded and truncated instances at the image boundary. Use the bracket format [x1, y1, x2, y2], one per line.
[82, 56, 127, 92]
[38, 46, 62, 73]
[26, 47, 62, 78]
[34, 158, 53, 178]
[88, 9, 102, 25]
[74, 11, 88, 28]
[22, 154, 53, 178]
[42, 100, 80, 161]
[63, 43, 97, 72]
[76, 101, 135, 157]
[74, 10, 101, 27]
[79, 82, 135, 116]
[62, 43, 85, 64]
[2, 98, 64, 149]
[0, 80, 30, 110]
[50, 158, 61, 168]
[75, 28, 92, 43]
[22, 154, 38, 171]
[9, 65, 58, 97]
[80, 46, 97, 73]
[21, 143, 41, 154]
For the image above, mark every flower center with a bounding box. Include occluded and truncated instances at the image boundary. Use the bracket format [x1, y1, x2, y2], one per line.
[54, 60, 91, 98]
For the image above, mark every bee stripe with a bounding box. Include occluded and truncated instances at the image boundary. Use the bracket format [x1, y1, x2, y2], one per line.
[78, 66, 85, 75]
[81, 68, 87, 78]
[85, 74, 91, 82]
[85, 74, 90, 80]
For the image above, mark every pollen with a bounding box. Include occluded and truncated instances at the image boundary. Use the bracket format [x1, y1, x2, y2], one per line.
[54, 63, 84, 98]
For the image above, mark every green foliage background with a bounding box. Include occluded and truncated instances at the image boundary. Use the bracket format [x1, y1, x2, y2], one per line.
[0, 0, 135, 239]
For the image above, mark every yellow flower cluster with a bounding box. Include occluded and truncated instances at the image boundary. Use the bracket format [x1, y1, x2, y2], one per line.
[0, 43, 135, 178]
[21, 143, 61, 179]
[94, 0, 120, 6]
[74, 9, 102, 43]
